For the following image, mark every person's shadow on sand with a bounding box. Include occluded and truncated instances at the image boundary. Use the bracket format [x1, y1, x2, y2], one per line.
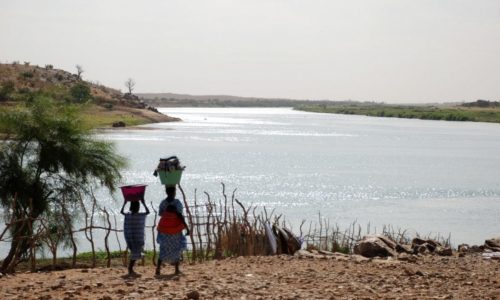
[155, 273, 181, 281]
[121, 273, 142, 280]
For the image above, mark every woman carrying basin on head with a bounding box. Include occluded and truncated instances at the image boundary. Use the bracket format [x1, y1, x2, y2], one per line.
[120, 197, 150, 276]
[156, 186, 190, 275]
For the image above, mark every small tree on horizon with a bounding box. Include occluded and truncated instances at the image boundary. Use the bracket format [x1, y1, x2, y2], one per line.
[124, 78, 135, 94]
[75, 65, 84, 80]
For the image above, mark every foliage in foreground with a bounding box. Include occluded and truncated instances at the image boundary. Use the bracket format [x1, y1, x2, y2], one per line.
[0, 97, 126, 273]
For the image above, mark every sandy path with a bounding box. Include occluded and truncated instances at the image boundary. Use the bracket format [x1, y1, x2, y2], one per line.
[1, 255, 499, 299]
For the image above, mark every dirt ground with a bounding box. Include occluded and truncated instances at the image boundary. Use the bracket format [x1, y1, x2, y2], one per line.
[1, 254, 499, 300]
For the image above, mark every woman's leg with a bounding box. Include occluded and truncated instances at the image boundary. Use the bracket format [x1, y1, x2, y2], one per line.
[155, 258, 162, 275]
[128, 259, 136, 274]
[174, 261, 180, 275]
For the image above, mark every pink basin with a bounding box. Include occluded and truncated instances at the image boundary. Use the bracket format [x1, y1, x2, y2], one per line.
[120, 184, 147, 202]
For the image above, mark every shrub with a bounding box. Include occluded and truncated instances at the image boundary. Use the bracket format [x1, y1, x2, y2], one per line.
[70, 83, 92, 103]
[45, 64, 53, 70]
[18, 87, 31, 94]
[20, 71, 34, 79]
[0, 81, 15, 101]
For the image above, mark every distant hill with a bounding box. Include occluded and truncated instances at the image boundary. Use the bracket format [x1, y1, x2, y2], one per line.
[137, 92, 299, 102]
[461, 99, 500, 108]
[137, 92, 337, 107]
[0, 63, 178, 127]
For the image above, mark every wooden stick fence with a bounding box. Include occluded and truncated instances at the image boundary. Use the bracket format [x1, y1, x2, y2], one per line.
[0, 183, 452, 273]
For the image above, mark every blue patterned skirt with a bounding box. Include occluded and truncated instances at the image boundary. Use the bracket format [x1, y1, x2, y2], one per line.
[157, 232, 187, 264]
[124, 213, 147, 260]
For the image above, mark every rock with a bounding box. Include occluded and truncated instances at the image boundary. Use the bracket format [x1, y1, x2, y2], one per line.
[411, 238, 442, 253]
[353, 235, 398, 257]
[187, 290, 200, 300]
[116, 289, 126, 295]
[397, 253, 418, 262]
[50, 280, 65, 290]
[414, 244, 430, 254]
[471, 245, 484, 252]
[332, 253, 350, 261]
[318, 250, 336, 256]
[403, 267, 425, 276]
[482, 252, 500, 260]
[395, 244, 413, 254]
[64, 290, 78, 296]
[294, 250, 324, 259]
[147, 106, 159, 113]
[112, 121, 126, 127]
[403, 267, 415, 276]
[351, 254, 371, 263]
[458, 244, 470, 253]
[436, 247, 453, 256]
[484, 237, 500, 252]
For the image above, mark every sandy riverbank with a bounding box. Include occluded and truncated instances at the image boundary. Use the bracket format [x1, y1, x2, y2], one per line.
[1, 254, 499, 299]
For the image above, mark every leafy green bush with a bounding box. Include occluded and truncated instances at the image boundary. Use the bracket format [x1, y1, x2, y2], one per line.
[70, 82, 92, 103]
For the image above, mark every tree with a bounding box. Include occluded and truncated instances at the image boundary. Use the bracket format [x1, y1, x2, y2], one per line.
[75, 65, 84, 80]
[0, 97, 126, 272]
[125, 78, 135, 94]
[70, 82, 92, 103]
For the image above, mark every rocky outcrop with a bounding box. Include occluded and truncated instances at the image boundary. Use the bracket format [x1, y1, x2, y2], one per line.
[353, 235, 399, 257]
[484, 237, 500, 252]
[353, 235, 453, 258]
[123, 93, 140, 101]
[411, 238, 452, 256]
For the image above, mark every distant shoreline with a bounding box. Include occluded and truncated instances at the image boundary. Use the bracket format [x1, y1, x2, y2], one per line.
[141, 95, 500, 124]
[295, 101, 500, 124]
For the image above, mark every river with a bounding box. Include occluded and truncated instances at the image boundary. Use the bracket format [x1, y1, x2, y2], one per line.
[97, 107, 500, 246]
[2, 107, 498, 256]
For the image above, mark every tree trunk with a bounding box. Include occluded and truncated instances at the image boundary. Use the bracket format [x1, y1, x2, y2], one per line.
[1, 230, 29, 273]
[1, 203, 40, 273]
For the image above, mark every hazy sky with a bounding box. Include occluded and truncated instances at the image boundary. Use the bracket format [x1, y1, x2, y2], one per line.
[1, 0, 499, 103]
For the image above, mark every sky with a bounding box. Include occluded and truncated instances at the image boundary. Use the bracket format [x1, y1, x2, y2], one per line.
[1, 0, 499, 103]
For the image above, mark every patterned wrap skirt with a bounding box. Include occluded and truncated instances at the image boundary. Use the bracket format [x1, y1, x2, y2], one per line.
[124, 213, 147, 260]
[157, 232, 187, 264]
